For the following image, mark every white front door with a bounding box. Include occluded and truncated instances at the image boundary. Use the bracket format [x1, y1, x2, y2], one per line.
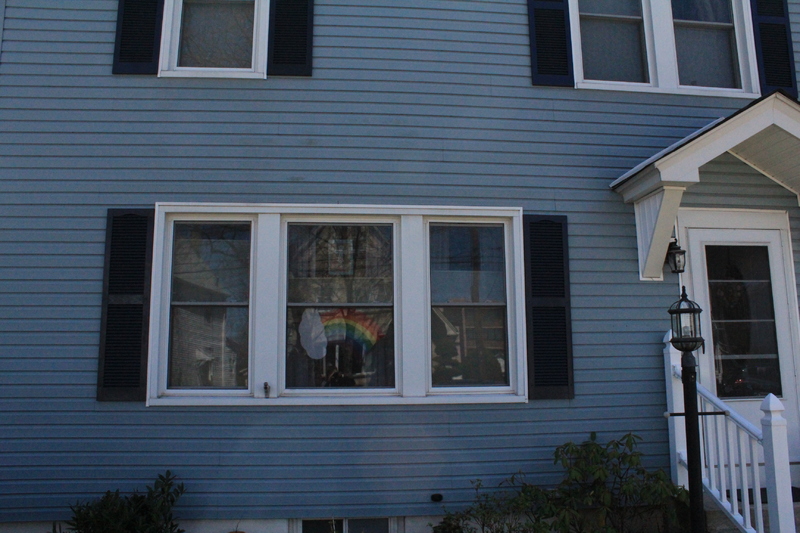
[678, 209, 800, 480]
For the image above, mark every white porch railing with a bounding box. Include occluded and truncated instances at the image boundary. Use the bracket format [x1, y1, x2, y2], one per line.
[664, 332, 796, 533]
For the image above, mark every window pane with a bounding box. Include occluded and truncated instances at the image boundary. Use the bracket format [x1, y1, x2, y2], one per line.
[349, 519, 389, 533]
[286, 307, 395, 388]
[430, 225, 506, 304]
[172, 223, 251, 303]
[288, 225, 393, 305]
[675, 24, 740, 88]
[178, 0, 255, 68]
[303, 521, 343, 533]
[169, 222, 250, 389]
[706, 245, 782, 398]
[672, 0, 732, 22]
[169, 306, 249, 388]
[580, 18, 648, 82]
[431, 306, 508, 387]
[579, 0, 641, 17]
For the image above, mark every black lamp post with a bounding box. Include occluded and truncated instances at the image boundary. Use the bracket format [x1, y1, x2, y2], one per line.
[669, 286, 705, 533]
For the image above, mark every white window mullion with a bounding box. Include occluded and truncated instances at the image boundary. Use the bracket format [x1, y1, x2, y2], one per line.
[254, 213, 282, 397]
[649, 0, 679, 90]
[399, 215, 427, 397]
[732, 0, 760, 94]
[567, 0, 585, 85]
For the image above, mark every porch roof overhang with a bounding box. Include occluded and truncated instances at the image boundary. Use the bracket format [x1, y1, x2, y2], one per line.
[610, 91, 800, 280]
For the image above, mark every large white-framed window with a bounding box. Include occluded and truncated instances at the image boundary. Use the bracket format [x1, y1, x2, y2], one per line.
[147, 203, 527, 406]
[159, 0, 270, 78]
[569, 0, 760, 97]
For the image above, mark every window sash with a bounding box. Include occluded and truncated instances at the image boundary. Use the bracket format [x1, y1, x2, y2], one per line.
[568, 0, 760, 95]
[159, 0, 270, 77]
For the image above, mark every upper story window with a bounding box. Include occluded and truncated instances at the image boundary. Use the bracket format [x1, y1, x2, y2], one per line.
[160, 0, 269, 77]
[569, 0, 759, 95]
[112, 0, 313, 77]
[146, 204, 530, 405]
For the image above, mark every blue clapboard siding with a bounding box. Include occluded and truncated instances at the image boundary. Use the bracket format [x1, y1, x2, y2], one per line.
[1, 0, 799, 524]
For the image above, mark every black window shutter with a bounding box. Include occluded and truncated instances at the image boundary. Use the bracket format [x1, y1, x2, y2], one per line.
[268, 0, 314, 76]
[526, 0, 574, 87]
[112, 0, 165, 74]
[97, 209, 155, 401]
[750, 0, 797, 97]
[524, 215, 574, 400]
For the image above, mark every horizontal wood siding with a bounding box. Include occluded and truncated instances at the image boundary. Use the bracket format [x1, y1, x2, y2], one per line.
[1, 0, 798, 523]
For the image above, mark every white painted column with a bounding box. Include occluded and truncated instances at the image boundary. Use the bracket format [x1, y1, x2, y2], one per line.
[760, 393, 796, 533]
[664, 330, 688, 487]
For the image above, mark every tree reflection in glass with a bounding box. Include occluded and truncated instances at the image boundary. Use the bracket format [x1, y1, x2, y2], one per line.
[430, 224, 508, 387]
[286, 224, 395, 388]
[168, 222, 251, 388]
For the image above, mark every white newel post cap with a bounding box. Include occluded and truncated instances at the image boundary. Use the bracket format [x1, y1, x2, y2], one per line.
[760, 393, 787, 425]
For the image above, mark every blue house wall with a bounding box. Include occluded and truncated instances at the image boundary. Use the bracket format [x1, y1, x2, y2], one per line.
[1, 0, 799, 524]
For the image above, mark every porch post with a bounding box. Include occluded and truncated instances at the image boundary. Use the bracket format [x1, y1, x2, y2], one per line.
[760, 394, 796, 533]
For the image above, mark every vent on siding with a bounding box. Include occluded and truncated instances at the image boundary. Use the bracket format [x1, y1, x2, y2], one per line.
[113, 0, 165, 74]
[523, 215, 574, 400]
[98, 209, 154, 401]
[269, 0, 314, 76]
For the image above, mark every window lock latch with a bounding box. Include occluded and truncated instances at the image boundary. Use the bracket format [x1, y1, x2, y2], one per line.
[263, 382, 270, 397]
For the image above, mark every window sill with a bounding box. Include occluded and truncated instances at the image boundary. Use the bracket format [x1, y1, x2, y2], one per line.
[146, 392, 528, 406]
[159, 69, 266, 79]
[576, 80, 760, 99]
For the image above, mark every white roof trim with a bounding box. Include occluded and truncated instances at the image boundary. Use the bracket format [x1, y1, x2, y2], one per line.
[610, 92, 800, 280]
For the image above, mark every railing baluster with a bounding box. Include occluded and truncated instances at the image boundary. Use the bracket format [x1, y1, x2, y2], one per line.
[750, 435, 764, 532]
[726, 415, 739, 517]
[738, 427, 751, 529]
[715, 406, 726, 504]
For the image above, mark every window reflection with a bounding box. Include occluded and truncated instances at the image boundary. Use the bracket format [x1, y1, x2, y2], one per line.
[286, 224, 395, 388]
[430, 225, 509, 387]
[706, 245, 781, 397]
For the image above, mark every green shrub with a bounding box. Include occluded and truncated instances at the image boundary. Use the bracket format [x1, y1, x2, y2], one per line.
[53, 470, 186, 533]
[433, 433, 689, 533]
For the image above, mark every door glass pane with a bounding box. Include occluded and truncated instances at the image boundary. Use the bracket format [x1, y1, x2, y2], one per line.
[579, 0, 648, 83]
[430, 225, 508, 387]
[169, 222, 251, 389]
[179, 0, 255, 68]
[286, 224, 394, 389]
[673, 0, 740, 88]
[706, 245, 782, 398]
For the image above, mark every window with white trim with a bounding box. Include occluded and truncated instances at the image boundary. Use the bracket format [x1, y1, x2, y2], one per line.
[569, 0, 760, 95]
[159, 0, 270, 78]
[146, 204, 528, 405]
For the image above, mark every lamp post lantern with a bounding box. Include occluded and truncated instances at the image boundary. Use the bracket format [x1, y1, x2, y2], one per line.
[669, 286, 705, 533]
